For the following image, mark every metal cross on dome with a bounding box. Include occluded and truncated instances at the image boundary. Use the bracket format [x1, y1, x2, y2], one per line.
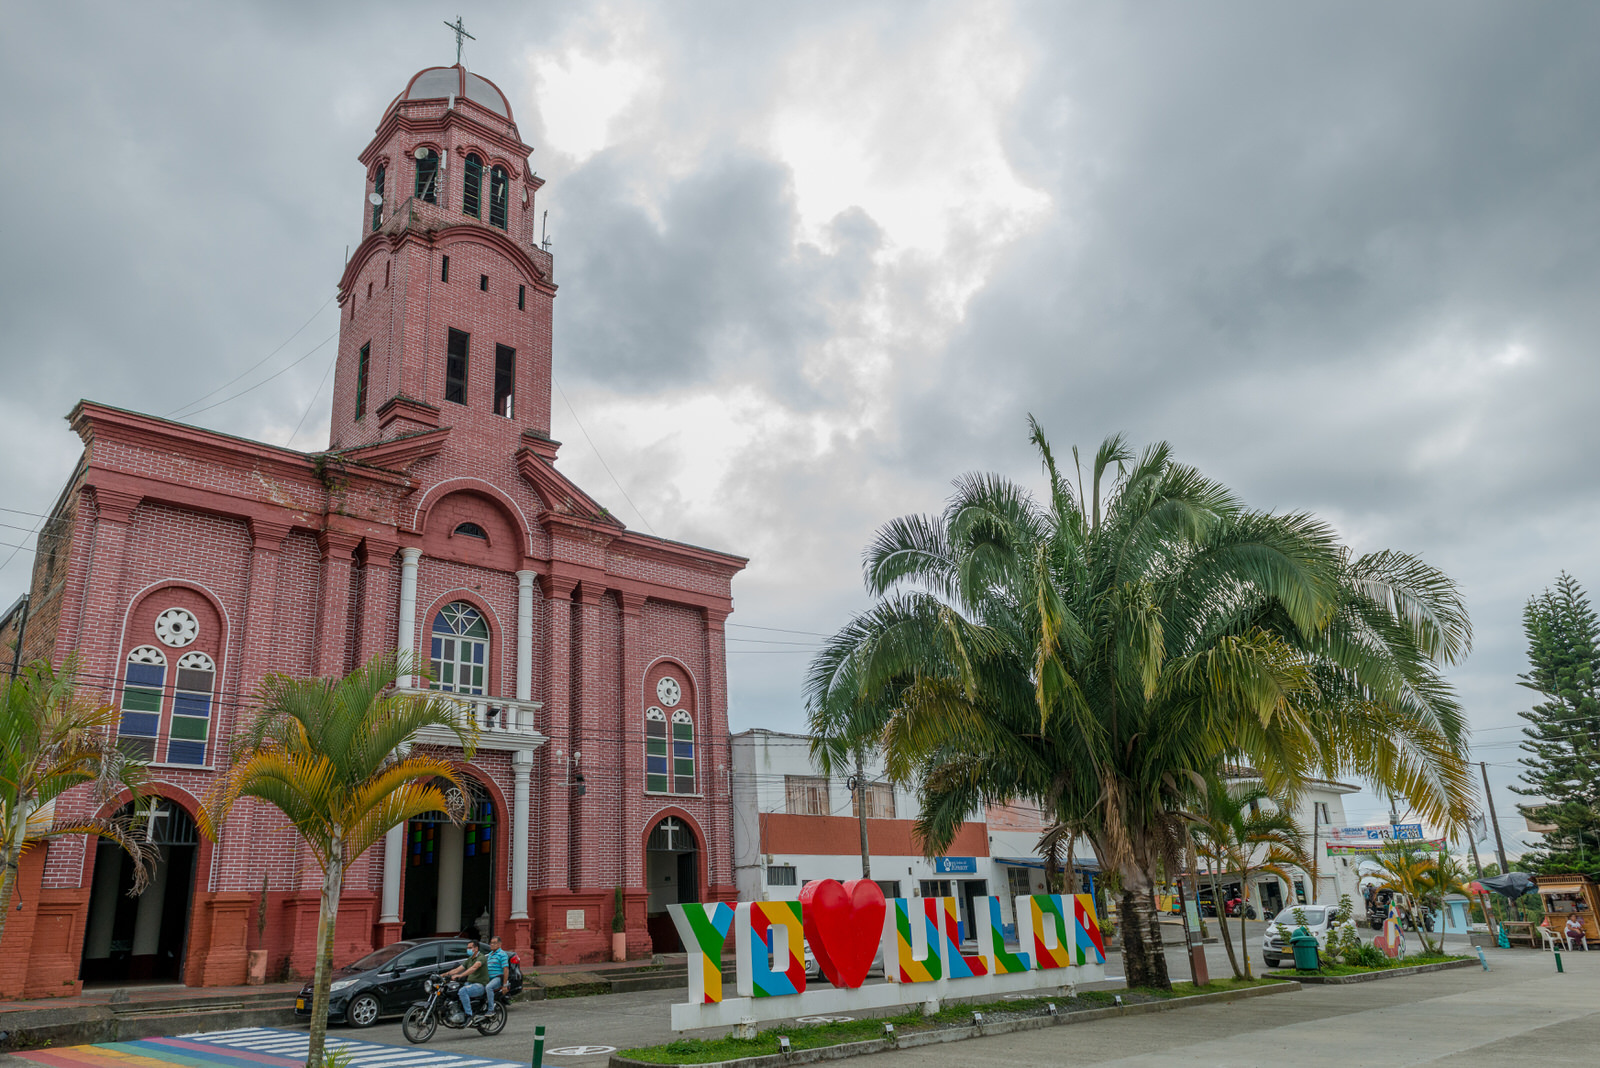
[443, 15, 476, 65]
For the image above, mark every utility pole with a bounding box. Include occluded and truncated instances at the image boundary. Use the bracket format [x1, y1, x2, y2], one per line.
[1481, 762, 1510, 874]
[1467, 814, 1485, 879]
[848, 749, 871, 880]
[7, 594, 28, 679]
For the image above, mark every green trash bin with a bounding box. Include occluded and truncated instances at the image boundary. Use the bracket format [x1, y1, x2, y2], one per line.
[1290, 930, 1320, 971]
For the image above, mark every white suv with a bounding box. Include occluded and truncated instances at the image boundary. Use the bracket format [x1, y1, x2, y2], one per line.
[1260, 905, 1356, 968]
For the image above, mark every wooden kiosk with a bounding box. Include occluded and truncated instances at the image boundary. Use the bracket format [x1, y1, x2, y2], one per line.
[1537, 873, 1599, 946]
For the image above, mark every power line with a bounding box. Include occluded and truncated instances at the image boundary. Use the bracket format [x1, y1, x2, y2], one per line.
[284, 346, 340, 449]
[175, 331, 340, 422]
[166, 296, 336, 418]
[551, 376, 656, 535]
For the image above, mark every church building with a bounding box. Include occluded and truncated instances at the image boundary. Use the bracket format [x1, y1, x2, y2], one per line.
[0, 62, 745, 998]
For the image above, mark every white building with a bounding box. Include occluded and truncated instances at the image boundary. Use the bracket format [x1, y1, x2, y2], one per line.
[731, 729, 1101, 943]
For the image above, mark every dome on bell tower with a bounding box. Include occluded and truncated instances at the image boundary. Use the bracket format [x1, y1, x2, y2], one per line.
[387, 65, 513, 121]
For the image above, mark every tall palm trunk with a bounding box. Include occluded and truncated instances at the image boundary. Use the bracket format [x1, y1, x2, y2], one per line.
[1118, 883, 1172, 990]
[854, 752, 871, 879]
[1195, 847, 1240, 979]
[305, 837, 345, 1068]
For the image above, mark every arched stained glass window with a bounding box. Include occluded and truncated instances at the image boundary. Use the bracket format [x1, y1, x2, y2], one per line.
[488, 166, 509, 230]
[671, 710, 696, 794]
[119, 646, 165, 760]
[431, 602, 488, 694]
[645, 707, 668, 793]
[462, 154, 483, 219]
[167, 651, 215, 765]
[415, 149, 440, 204]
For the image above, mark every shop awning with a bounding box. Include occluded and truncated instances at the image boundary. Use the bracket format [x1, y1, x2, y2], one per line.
[994, 856, 1101, 872]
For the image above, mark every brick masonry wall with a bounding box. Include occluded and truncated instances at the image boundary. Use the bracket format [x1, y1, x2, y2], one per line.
[3, 62, 747, 992]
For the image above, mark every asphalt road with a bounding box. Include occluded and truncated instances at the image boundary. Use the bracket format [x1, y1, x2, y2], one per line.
[342, 929, 1357, 1066]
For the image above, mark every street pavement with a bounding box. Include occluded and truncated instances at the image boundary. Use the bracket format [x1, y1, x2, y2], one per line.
[9, 932, 1591, 1067]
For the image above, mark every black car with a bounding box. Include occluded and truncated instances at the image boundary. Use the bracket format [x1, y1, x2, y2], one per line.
[295, 938, 474, 1028]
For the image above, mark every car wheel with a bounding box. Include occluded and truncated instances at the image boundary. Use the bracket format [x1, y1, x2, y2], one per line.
[346, 993, 381, 1028]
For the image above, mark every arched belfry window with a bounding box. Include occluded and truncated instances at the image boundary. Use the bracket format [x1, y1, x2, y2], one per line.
[371, 165, 385, 231]
[118, 646, 166, 760]
[488, 166, 509, 230]
[415, 149, 440, 204]
[431, 602, 488, 695]
[462, 154, 483, 219]
[453, 522, 487, 540]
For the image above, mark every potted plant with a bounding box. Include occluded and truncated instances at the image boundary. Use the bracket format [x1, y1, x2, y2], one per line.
[612, 886, 627, 961]
[247, 876, 269, 984]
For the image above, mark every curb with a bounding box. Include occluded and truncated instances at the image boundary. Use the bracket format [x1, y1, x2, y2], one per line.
[607, 981, 1300, 1068]
[1273, 958, 1476, 985]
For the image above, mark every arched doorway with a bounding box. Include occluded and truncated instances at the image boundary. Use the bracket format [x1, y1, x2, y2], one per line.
[402, 777, 496, 941]
[80, 799, 198, 984]
[645, 816, 699, 952]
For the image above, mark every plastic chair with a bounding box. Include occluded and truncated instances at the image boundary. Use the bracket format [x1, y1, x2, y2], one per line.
[1539, 925, 1560, 952]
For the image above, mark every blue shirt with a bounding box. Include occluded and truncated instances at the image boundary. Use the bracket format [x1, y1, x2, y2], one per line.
[485, 948, 511, 979]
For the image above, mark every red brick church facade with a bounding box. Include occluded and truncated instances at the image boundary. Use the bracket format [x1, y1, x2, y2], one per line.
[0, 64, 745, 998]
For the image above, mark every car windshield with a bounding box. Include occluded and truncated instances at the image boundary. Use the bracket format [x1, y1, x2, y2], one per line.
[347, 943, 412, 971]
[1279, 907, 1328, 926]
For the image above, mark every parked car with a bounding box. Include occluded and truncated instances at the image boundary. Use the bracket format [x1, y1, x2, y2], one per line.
[295, 938, 474, 1027]
[1260, 905, 1357, 968]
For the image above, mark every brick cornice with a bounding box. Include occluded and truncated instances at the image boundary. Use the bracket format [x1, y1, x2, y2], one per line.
[575, 581, 607, 607]
[540, 571, 580, 601]
[248, 517, 292, 551]
[617, 589, 648, 617]
[334, 426, 451, 471]
[92, 486, 141, 524]
[375, 394, 442, 431]
[318, 529, 363, 562]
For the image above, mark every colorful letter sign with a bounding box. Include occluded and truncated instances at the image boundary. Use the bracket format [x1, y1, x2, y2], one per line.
[736, 901, 806, 997]
[669, 887, 1107, 1032]
[667, 901, 734, 1003]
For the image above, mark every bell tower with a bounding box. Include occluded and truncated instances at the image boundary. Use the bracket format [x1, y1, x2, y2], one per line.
[329, 64, 555, 453]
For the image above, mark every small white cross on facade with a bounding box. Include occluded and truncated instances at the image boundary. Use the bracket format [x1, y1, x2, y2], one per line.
[443, 16, 476, 65]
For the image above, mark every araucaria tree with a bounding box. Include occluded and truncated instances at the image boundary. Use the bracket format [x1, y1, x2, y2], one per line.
[807, 422, 1475, 991]
[203, 654, 477, 1068]
[1, 659, 153, 949]
[1514, 573, 1600, 865]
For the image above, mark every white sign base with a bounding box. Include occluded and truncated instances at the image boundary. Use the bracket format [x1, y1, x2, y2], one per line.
[670, 963, 1105, 1031]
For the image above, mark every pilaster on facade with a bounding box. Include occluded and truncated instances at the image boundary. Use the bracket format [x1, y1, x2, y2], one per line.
[312, 529, 362, 677]
[539, 572, 577, 893]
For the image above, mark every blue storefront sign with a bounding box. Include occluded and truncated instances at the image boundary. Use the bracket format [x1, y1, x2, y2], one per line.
[935, 856, 978, 874]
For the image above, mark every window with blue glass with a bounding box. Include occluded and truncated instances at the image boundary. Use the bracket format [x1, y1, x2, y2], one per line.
[167, 651, 215, 765]
[430, 601, 488, 694]
[118, 646, 165, 760]
[645, 707, 668, 793]
[671, 709, 696, 794]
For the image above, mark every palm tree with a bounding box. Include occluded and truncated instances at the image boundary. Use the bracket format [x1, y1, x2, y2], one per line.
[806, 422, 1474, 990]
[1189, 779, 1308, 978]
[1037, 816, 1092, 895]
[1369, 841, 1467, 955]
[202, 654, 477, 1068]
[0, 658, 153, 948]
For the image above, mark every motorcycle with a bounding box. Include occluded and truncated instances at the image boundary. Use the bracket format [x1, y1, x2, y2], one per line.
[401, 972, 508, 1042]
[1224, 898, 1258, 920]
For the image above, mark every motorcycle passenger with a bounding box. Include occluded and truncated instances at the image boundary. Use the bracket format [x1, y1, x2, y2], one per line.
[484, 935, 510, 1013]
[443, 939, 490, 1022]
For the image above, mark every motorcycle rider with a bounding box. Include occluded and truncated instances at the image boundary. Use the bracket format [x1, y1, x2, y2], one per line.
[442, 939, 490, 1023]
[483, 935, 511, 1013]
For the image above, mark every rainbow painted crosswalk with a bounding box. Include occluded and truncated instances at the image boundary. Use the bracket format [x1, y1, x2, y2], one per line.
[14, 1027, 527, 1068]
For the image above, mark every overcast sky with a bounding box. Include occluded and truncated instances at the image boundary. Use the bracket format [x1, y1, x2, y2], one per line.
[5, 1, 1597, 853]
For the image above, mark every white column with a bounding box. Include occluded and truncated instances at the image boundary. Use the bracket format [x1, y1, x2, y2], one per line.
[511, 749, 533, 920]
[397, 547, 422, 685]
[516, 570, 535, 701]
[130, 846, 170, 956]
[437, 823, 465, 933]
[380, 824, 404, 925]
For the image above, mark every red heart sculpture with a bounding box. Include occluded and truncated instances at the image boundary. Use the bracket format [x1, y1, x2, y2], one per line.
[800, 878, 886, 989]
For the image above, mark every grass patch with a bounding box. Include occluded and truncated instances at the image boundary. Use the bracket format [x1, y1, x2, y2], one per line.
[1267, 953, 1471, 979]
[617, 979, 1289, 1064]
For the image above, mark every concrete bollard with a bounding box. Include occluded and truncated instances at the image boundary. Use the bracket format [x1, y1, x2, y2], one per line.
[1476, 946, 1489, 971]
[1555, 949, 1565, 973]
[531, 1023, 545, 1068]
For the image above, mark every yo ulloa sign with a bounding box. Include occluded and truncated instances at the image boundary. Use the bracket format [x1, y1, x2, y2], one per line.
[667, 878, 1106, 1030]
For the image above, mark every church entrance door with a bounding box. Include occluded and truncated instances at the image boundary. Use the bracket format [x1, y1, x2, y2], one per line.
[645, 816, 699, 952]
[402, 777, 496, 941]
[80, 800, 198, 985]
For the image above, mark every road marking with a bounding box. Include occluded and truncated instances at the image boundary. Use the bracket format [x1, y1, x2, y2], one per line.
[794, 1015, 855, 1023]
[546, 1047, 616, 1056]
